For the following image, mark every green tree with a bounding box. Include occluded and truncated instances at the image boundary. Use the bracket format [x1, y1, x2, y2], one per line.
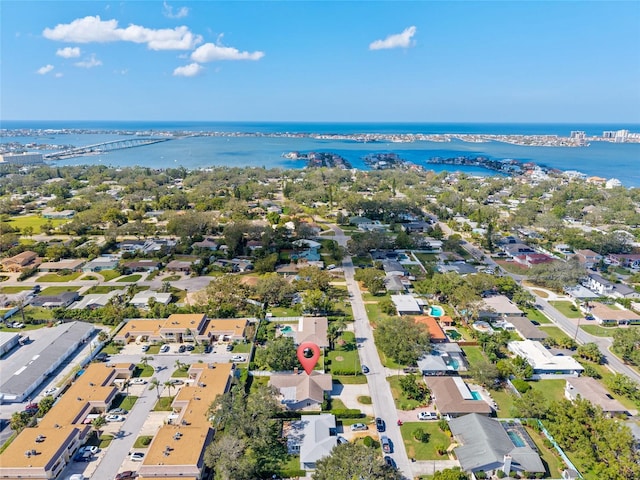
[312, 442, 402, 480]
[468, 359, 501, 388]
[374, 316, 430, 365]
[511, 388, 548, 419]
[576, 343, 604, 364]
[149, 377, 162, 399]
[399, 374, 430, 402]
[432, 468, 469, 480]
[255, 272, 291, 306]
[254, 336, 298, 371]
[10, 411, 32, 432]
[355, 268, 386, 296]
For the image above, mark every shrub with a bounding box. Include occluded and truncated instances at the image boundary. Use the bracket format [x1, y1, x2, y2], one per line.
[511, 378, 531, 394]
[475, 471, 486, 479]
[330, 408, 362, 418]
[497, 470, 506, 479]
[413, 428, 430, 443]
[362, 436, 374, 447]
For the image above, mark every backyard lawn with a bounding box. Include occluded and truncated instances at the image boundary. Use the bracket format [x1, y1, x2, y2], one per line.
[549, 301, 582, 318]
[461, 346, 486, 366]
[525, 425, 568, 478]
[490, 387, 516, 418]
[23, 306, 55, 321]
[580, 325, 619, 337]
[539, 326, 574, 344]
[527, 379, 566, 404]
[400, 422, 452, 461]
[38, 272, 83, 282]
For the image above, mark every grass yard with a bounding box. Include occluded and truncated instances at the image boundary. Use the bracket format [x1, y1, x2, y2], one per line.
[268, 306, 301, 317]
[461, 346, 487, 366]
[490, 387, 516, 418]
[0, 286, 33, 293]
[153, 396, 175, 411]
[111, 395, 138, 411]
[524, 307, 552, 325]
[37, 272, 83, 282]
[40, 286, 80, 295]
[549, 301, 582, 318]
[531, 288, 550, 298]
[387, 375, 429, 410]
[333, 375, 368, 385]
[496, 260, 530, 275]
[279, 455, 306, 479]
[527, 379, 567, 404]
[327, 331, 361, 375]
[7, 215, 68, 232]
[134, 364, 155, 377]
[171, 367, 189, 378]
[400, 422, 452, 461]
[525, 425, 567, 479]
[99, 270, 121, 281]
[98, 434, 114, 449]
[84, 285, 124, 294]
[538, 325, 574, 344]
[364, 302, 392, 327]
[23, 306, 55, 321]
[580, 325, 619, 337]
[101, 342, 123, 355]
[229, 342, 251, 353]
[377, 349, 405, 370]
[117, 274, 143, 282]
[133, 435, 154, 448]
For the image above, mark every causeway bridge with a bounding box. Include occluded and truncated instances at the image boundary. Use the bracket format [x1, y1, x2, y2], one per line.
[43, 137, 171, 160]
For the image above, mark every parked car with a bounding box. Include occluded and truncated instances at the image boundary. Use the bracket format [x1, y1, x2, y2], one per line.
[160, 344, 170, 353]
[226, 343, 233, 351]
[130, 378, 147, 385]
[95, 353, 108, 362]
[168, 379, 184, 385]
[230, 355, 246, 362]
[130, 452, 145, 462]
[384, 456, 396, 468]
[204, 345, 213, 353]
[351, 423, 368, 431]
[337, 436, 348, 444]
[79, 445, 99, 454]
[44, 387, 59, 396]
[114, 471, 137, 480]
[178, 345, 186, 353]
[24, 403, 39, 414]
[109, 408, 128, 414]
[185, 344, 195, 351]
[361, 365, 370, 374]
[381, 435, 392, 453]
[141, 345, 149, 352]
[417, 411, 438, 421]
[375, 417, 385, 432]
[106, 414, 125, 422]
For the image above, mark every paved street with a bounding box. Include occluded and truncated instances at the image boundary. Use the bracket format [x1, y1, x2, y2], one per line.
[330, 225, 415, 479]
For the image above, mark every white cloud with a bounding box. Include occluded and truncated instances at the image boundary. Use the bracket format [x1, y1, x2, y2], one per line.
[173, 63, 203, 77]
[369, 26, 417, 50]
[163, 1, 189, 19]
[56, 46, 81, 58]
[75, 54, 102, 68]
[55, 72, 64, 78]
[37, 64, 54, 75]
[43, 15, 202, 51]
[191, 42, 264, 62]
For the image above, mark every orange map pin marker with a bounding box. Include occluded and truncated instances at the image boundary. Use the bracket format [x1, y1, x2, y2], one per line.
[297, 342, 320, 375]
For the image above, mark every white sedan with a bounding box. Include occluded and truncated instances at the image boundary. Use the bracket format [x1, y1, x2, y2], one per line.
[130, 378, 147, 385]
[230, 355, 246, 362]
[44, 387, 59, 396]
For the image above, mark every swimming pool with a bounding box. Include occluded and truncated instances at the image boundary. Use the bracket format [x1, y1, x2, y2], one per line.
[429, 305, 445, 317]
[280, 326, 293, 334]
[470, 391, 482, 401]
[507, 430, 526, 448]
[446, 329, 462, 341]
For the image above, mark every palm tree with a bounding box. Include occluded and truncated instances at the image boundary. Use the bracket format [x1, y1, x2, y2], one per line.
[122, 379, 131, 398]
[174, 359, 185, 372]
[164, 380, 174, 398]
[98, 330, 109, 343]
[149, 377, 162, 399]
[141, 356, 154, 368]
[91, 416, 107, 438]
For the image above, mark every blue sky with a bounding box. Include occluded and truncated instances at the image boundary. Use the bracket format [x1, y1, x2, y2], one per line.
[1, 1, 639, 122]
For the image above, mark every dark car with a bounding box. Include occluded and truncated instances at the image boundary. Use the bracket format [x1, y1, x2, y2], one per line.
[375, 417, 385, 432]
[384, 456, 396, 468]
[204, 345, 212, 353]
[115, 471, 137, 480]
[185, 344, 194, 351]
[178, 345, 186, 353]
[24, 403, 39, 414]
[361, 365, 369, 374]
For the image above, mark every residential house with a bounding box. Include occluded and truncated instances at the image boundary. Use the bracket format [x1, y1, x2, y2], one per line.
[400, 221, 432, 233]
[286, 414, 338, 471]
[70, 290, 125, 310]
[449, 414, 545, 476]
[114, 314, 208, 344]
[295, 316, 329, 348]
[425, 376, 493, 417]
[192, 237, 219, 250]
[507, 340, 584, 377]
[417, 343, 467, 376]
[391, 294, 422, 315]
[31, 291, 79, 308]
[166, 260, 192, 273]
[513, 253, 554, 267]
[1, 250, 40, 272]
[269, 372, 333, 410]
[583, 273, 640, 299]
[381, 259, 408, 276]
[586, 302, 640, 325]
[196, 318, 248, 344]
[38, 259, 86, 272]
[565, 377, 627, 416]
[506, 317, 548, 342]
[502, 243, 535, 258]
[130, 291, 172, 309]
[608, 254, 640, 269]
[574, 249, 602, 268]
[479, 295, 525, 320]
[82, 256, 119, 272]
[122, 260, 161, 272]
[384, 275, 406, 293]
[42, 208, 76, 219]
[414, 316, 447, 343]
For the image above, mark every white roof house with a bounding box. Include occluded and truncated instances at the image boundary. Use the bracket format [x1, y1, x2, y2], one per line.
[287, 414, 337, 471]
[130, 291, 172, 309]
[391, 294, 422, 315]
[507, 340, 584, 378]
